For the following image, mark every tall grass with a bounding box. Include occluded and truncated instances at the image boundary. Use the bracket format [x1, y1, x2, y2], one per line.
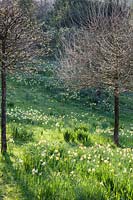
[9, 141, 133, 200]
[0, 68, 132, 199]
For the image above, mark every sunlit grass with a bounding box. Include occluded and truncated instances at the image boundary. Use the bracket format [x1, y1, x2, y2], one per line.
[0, 72, 133, 199]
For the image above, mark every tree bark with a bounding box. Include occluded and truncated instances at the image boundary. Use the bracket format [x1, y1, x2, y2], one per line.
[1, 40, 7, 153]
[114, 87, 119, 146]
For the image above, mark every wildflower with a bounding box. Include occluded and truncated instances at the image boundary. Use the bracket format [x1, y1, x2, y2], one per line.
[123, 168, 127, 173]
[42, 162, 46, 166]
[70, 171, 74, 175]
[73, 152, 78, 157]
[32, 168, 38, 175]
[18, 159, 23, 163]
[55, 123, 59, 127]
[104, 160, 109, 164]
[41, 152, 46, 157]
[50, 155, 53, 159]
[72, 159, 76, 163]
[80, 156, 83, 161]
[92, 168, 95, 172]
[56, 157, 60, 160]
[9, 138, 14, 143]
[100, 182, 104, 186]
[88, 156, 91, 160]
[57, 172, 60, 176]
[83, 154, 87, 159]
[88, 169, 91, 173]
[68, 150, 71, 154]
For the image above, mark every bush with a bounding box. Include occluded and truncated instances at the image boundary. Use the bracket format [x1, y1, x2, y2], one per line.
[74, 124, 88, 132]
[63, 127, 92, 146]
[77, 130, 88, 142]
[11, 125, 33, 142]
[63, 129, 75, 143]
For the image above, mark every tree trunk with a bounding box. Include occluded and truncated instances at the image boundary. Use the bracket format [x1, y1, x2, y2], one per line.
[114, 87, 119, 146]
[1, 40, 7, 153]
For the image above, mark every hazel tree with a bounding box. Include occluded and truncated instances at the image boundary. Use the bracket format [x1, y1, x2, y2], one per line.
[59, 0, 133, 146]
[0, 0, 46, 153]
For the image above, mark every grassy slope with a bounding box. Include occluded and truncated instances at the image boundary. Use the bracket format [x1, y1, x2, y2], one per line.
[0, 74, 133, 200]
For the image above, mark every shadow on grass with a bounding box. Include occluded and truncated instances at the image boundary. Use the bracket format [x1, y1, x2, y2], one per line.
[120, 135, 133, 148]
[12, 139, 34, 147]
[1, 153, 36, 200]
[99, 129, 133, 149]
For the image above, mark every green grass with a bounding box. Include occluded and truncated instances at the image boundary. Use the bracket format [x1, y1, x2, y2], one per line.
[0, 71, 133, 200]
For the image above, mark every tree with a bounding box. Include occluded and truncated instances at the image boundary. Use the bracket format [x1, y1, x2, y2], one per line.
[0, 0, 44, 153]
[59, 0, 133, 146]
[50, 0, 103, 28]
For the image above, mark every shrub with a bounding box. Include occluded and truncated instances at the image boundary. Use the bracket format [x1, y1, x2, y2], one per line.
[63, 129, 75, 143]
[77, 130, 88, 142]
[11, 125, 33, 142]
[76, 130, 92, 146]
[63, 127, 92, 146]
[74, 124, 88, 132]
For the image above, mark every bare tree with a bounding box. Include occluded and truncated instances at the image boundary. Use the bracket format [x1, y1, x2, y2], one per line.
[0, 0, 45, 153]
[59, 0, 133, 146]
[35, 0, 55, 20]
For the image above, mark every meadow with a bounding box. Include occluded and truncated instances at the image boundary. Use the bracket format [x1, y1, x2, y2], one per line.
[0, 62, 133, 200]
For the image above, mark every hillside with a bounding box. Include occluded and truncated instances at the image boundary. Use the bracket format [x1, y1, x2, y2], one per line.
[0, 68, 133, 200]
